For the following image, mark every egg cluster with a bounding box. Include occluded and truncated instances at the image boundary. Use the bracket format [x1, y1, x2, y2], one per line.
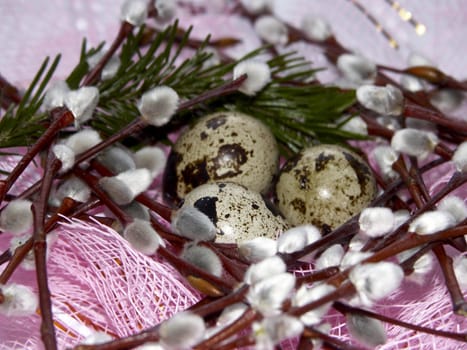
[164, 111, 377, 243]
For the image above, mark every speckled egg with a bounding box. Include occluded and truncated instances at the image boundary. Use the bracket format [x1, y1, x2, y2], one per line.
[163, 111, 279, 202]
[275, 144, 377, 232]
[181, 182, 289, 244]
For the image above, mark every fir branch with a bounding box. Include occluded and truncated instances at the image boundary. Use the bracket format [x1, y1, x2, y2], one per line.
[66, 39, 105, 89]
[88, 22, 357, 153]
[219, 82, 357, 154]
[0, 22, 358, 154]
[0, 55, 60, 148]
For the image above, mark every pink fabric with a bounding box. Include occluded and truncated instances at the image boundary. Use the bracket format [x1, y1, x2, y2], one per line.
[1, 1, 467, 349]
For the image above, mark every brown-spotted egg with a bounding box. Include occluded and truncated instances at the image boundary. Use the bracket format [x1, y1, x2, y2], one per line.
[275, 144, 377, 233]
[180, 182, 289, 244]
[163, 111, 279, 202]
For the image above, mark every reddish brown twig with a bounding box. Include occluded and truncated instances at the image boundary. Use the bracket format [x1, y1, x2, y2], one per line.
[32, 153, 62, 350]
[81, 21, 134, 87]
[194, 308, 259, 349]
[0, 107, 74, 203]
[333, 301, 467, 342]
[433, 246, 467, 315]
[0, 73, 22, 109]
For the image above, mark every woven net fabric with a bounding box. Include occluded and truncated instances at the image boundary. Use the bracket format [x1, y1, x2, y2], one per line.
[49, 219, 200, 346]
[1, 0, 467, 349]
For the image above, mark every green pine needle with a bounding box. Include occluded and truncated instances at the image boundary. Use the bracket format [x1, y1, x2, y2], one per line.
[0, 21, 362, 155]
[0, 55, 60, 148]
[89, 22, 360, 154]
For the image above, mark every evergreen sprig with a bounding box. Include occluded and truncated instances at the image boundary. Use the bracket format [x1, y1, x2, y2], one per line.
[0, 21, 360, 154]
[0, 55, 60, 148]
[88, 22, 358, 153]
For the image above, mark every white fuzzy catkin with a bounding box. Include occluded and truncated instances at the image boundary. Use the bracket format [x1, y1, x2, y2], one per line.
[122, 202, 150, 221]
[159, 312, 205, 349]
[217, 303, 248, 327]
[391, 128, 439, 159]
[138, 86, 179, 127]
[181, 244, 222, 277]
[453, 255, 467, 289]
[438, 196, 467, 223]
[400, 74, 425, 92]
[171, 205, 217, 242]
[339, 116, 368, 135]
[64, 86, 99, 124]
[233, 60, 271, 96]
[154, 0, 176, 22]
[310, 323, 331, 349]
[99, 168, 153, 205]
[293, 284, 336, 326]
[120, 0, 148, 26]
[86, 50, 106, 70]
[397, 248, 434, 282]
[97, 146, 136, 174]
[301, 15, 332, 41]
[42, 80, 70, 111]
[64, 128, 102, 155]
[276, 225, 321, 257]
[134, 343, 164, 350]
[101, 56, 121, 80]
[349, 262, 404, 305]
[254, 15, 289, 45]
[240, 0, 273, 14]
[55, 176, 91, 203]
[244, 255, 286, 285]
[452, 141, 467, 173]
[52, 144, 76, 172]
[340, 251, 372, 270]
[393, 209, 410, 229]
[134, 146, 166, 178]
[247, 272, 295, 316]
[238, 236, 277, 263]
[372, 145, 399, 180]
[430, 89, 464, 113]
[409, 210, 456, 235]
[123, 219, 163, 255]
[356, 84, 404, 116]
[277, 227, 310, 254]
[376, 115, 401, 131]
[315, 244, 344, 270]
[0, 283, 38, 316]
[9, 235, 33, 269]
[201, 47, 221, 69]
[80, 332, 114, 345]
[400, 52, 433, 93]
[260, 314, 304, 345]
[10, 233, 57, 271]
[0, 199, 33, 235]
[337, 54, 376, 84]
[359, 207, 395, 237]
[410, 253, 434, 280]
[348, 234, 367, 252]
[346, 313, 387, 347]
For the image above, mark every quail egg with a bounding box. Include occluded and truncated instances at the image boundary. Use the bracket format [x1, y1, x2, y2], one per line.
[163, 111, 279, 202]
[275, 144, 377, 232]
[180, 182, 289, 244]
